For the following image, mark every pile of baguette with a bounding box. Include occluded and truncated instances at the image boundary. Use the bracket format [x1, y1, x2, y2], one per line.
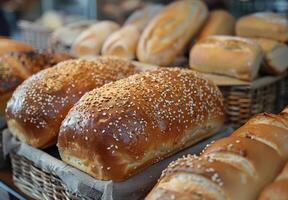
[51, 0, 288, 82]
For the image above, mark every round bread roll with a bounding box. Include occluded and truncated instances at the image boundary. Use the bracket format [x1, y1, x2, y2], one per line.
[58, 68, 224, 181]
[72, 21, 120, 57]
[0, 39, 33, 56]
[0, 51, 71, 117]
[101, 25, 140, 60]
[6, 57, 138, 148]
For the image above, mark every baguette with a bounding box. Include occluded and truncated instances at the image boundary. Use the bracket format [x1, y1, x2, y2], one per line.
[57, 68, 225, 181]
[146, 108, 288, 200]
[71, 21, 120, 57]
[189, 36, 263, 81]
[258, 162, 288, 200]
[197, 10, 236, 41]
[137, 0, 208, 66]
[101, 25, 140, 60]
[6, 57, 138, 148]
[251, 38, 288, 75]
[0, 51, 71, 116]
[236, 12, 288, 42]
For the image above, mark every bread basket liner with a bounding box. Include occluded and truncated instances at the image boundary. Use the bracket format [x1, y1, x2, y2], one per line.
[3, 126, 232, 200]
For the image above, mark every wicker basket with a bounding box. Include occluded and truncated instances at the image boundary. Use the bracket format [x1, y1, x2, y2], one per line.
[11, 153, 82, 200]
[18, 20, 53, 50]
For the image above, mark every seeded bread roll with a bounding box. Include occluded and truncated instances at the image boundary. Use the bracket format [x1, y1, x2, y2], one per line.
[101, 25, 140, 60]
[0, 51, 71, 117]
[197, 10, 236, 41]
[146, 108, 288, 200]
[236, 12, 288, 42]
[251, 38, 288, 75]
[58, 68, 225, 181]
[189, 36, 263, 81]
[6, 57, 138, 148]
[71, 21, 120, 57]
[258, 162, 288, 200]
[137, 0, 208, 66]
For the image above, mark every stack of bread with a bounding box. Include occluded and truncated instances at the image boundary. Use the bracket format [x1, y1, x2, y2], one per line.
[146, 107, 288, 199]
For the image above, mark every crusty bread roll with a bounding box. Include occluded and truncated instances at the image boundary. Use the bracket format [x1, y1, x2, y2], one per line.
[124, 4, 163, 32]
[146, 109, 288, 200]
[258, 162, 288, 200]
[0, 51, 71, 117]
[6, 57, 138, 148]
[197, 10, 236, 41]
[236, 12, 288, 42]
[189, 36, 264, 81]
[71, 21, 120, 57]
[101, 25, 140, 60]
[0, 39, 33, 56]
[58, 68, 225, 181]
[137, 0, 208, 66]
[50, 20, 97, 52]
[251, 38, 288, 75]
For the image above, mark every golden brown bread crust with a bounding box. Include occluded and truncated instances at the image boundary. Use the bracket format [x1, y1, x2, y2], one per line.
[147, 109, 288, 199]
[58, 68, 225, 181]
[236, 12, 288, 42]
[0, 51, 71, 117]
[189, 36, 263, 81]
[72, 21, 120, 57]
[197, 10, 236, 41]
[6, 57, 138, 148]
[0, 39, 33, 56]
[258, 163, 288, 200]
[101, 25, 140, 60]
[137, 0, 208, 66]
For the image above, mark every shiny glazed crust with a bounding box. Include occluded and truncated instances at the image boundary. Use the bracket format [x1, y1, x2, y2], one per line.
[146, 109, 288, 200]
[236, 12, 288, 42]
[58, 68, 225, 181]
[189, 36, 263, 81]
[137, 0, 208, 66]
[6, 57, 138, 148]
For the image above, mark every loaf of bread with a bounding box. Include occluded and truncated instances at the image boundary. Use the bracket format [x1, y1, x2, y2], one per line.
[197, 10, 236, 41]
[6, 57, 138, 148]
[258, 162, 288, 200]
[189, 36, 263, 81]
[236, 12, 288, 42]
[71, 21, 120, 57]
[0, 39, 33, 56]
[124, 4, 163, 32]
[58, 68, 225, 181]
[252, 38, 288, 75]
[50, 20, 97, 52]
[0, 51, 71, 116]
[137, 0, 208, 66]
[146, 108, 288, 200]
[101, 25, 140, 60]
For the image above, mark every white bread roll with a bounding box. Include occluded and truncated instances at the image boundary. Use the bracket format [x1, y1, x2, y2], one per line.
[189, 36, 264, 81]
[236, 12, 288, 42]
[71, 21, 120, 57]
[101, 25, 140, 60]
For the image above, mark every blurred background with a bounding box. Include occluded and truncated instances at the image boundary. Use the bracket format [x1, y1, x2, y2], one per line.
[0, 0, 287, 38]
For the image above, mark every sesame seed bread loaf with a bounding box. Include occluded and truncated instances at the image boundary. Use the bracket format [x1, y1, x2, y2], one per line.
[137, 0, 208, 66]
[251, 38, 288, 75]
[197, 10, 236, 41]
[258, 162, 288, 200]
[146, 108, 288, 200]
[189, 36, 263, 81]
[6, 57, 138, 148]
[236, 12, 288, 42]
[57, 68, 225, 181]
[0, 51, 71, 117]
